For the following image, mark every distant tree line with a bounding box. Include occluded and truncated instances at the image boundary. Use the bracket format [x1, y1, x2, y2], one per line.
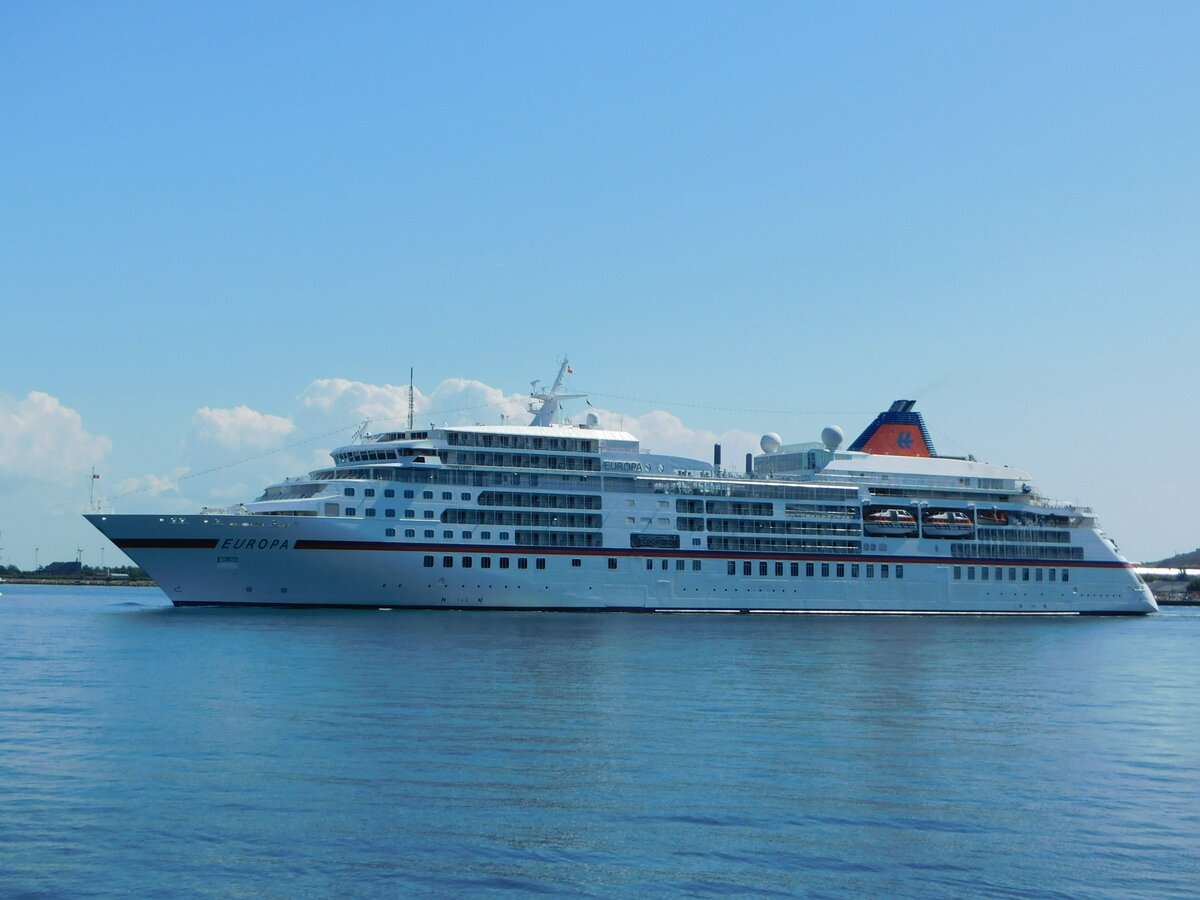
[1, 563, 149, 580]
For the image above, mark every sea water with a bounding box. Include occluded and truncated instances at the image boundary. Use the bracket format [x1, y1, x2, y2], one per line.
[2, 584, 1198, 899]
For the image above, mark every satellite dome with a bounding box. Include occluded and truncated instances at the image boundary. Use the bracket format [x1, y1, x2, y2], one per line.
[585, 412, 599, 427]
[821, 425, 844, 451]
[760, 432, 783, 454]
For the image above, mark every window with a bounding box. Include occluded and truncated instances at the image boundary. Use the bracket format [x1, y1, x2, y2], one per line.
[981, 566, 988, 580]
[1036, 569, 1043, 582]
[791, 563, 800, 577]
[1023, 568, 1030, 581]
[968, 567, 975, 581]
[677, 560, 685, 571]
[385, 509, 395, 518]
[384, 489, 395, 498]
[461, 492, 471, 501]
[954, 567, 961, 580]
[499, 532, 510, 540]
[364, 488, 375, 497]
[405, 529, 415, 537]
[404, 490, 414, 499]
[996, 567, 1003, 581]
[806, 563, 815, 577]
[896, 565, 904, 579]
[423, 510, 434, 519]
[775, 562, 784, 576]
[423, 555, 434, 567]
[517, 558, 528, 569]
[462, 557, 472, 568]
[646, 559, 654, 571]
[821, 563, 829, 577]
[759, 562, 768, 576]
[744, 562, 752, 576]
[572, 558, 582, 567]
[345, 508, 357, 516]
[442, 492, 452, 501]
[728, 561, 737, 575]
[481, 557, 491, 568]
[1009, 568, 1017, 581]
[443, 530, 453, 539]
[424, 530, 435, 538]
[692, 560, 702, 571]
[500, 557, 510, 569]
[851, 564, 860, 578]
[463, 531, 472, 539]
[1062, 568, 1069, 582]
[423, 491, 433, 500]
[881, 565, 889, 579]
[385, 528, 395, 537]
[443, 556, 453, 568]
[481, 531, 491, 540]
[344, 488, 356, 497]
[365, 508, 376, 517]
[405, 510, 415, 518]
[1049, 568, 1056, 581]
[662, 559, 669, 571]
[866, 565, 874, 578]
[836, 564, 845, 578]
[536, 558, 546, 570]
[608, 558, 618, 569]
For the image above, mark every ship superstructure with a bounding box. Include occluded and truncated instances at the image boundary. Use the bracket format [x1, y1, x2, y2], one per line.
[86, 361, 1156, 614]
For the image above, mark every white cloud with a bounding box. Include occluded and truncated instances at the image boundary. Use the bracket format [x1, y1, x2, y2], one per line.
[586, 406, 759, 462]
[0, 390, 111, 483]
[111, 470, 187, 498]
[299, 377, 530, 429]
[192, 405, 295, 449]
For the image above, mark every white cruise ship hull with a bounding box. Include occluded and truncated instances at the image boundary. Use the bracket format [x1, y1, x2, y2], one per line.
[87, 513, 1158, 615]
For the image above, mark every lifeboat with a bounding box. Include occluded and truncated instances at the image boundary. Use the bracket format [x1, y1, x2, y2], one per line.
[977, 509, 1008, 525]
[864, 508, 918, 535]
[922, 510, 974, 537]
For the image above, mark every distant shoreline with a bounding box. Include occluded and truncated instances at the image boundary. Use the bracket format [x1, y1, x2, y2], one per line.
[3, 578, 158, 588]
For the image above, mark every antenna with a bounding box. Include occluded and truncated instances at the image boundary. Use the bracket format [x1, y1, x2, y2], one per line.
[408, 367, 415, 431]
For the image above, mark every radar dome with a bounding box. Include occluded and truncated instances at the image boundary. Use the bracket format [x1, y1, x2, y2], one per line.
[760, 432, 783, 454]
[821, 426, 844, 451]
[585, 412, 599, 427]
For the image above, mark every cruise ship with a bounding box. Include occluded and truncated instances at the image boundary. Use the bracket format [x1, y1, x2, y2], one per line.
[86, 362, 1157, 615]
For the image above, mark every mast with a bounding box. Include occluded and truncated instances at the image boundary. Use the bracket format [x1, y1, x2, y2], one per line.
[528, 356, 586, 426]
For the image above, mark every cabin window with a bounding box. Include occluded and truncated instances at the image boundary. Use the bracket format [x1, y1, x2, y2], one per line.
[896, 564, 904, 579]
[344, 488, 355, 497]
[608, 558, 618, 569]
[517, 558, 528, 569]
[1036, 569, 1043, 582]
[385, 509, 395, 518]
[1023, 568, 1030, 581]
[881, 565, 889, 578]
[462, 557, 472, 568]
[791, 563, 800, 577]
[866, 564, 874, 578]
[537, 558, 546, 570]
[345, 508, 356, 516]
[996, 567, 1003, 581]
[662, 560, 669, 571]
[677, 560, 685, 571]
[364, 489, 375, 497]
[404, 490, 414, 499]
[442, 556, 453, 568]
[481, 558, 491, 568]
[443, 530, 453, 539]
[405, 510, 415, 518]
[807, 563, 815, 577]
[424, 530, 434, 538]
[981, 567, 988, 580]
[442, 492, 452, 500]
[405, 529, 415, 537]
[572, 559, 582, 567]
[365, 509, 376, 517]
[968, 567, 975, 581]
[954, 567, 961, 580]
[385, 528, 395, 537]
[461, 492, 471, 501]
[759, 562, 768, 576]
[646, 559, 654, 571]
[775, 562, 784, 576]
[423, 510, 434, 519]
[423, 491, 433, 500]
[1009, 567, 1017, 581]
[743, 562, 752, 576]
[692, 560, 701, 571]
[423, 556, 434, 567]
[851, 564, 860, 578]
[384, 489, 395, 498]
[821, 563, 829, 577]
[1049, 568, 1056, 581]
[500, 558, 510, 569]
[728, 561, 737, 575]
[1062, 569, 1069, 582]
[836, 564, 845, 578]
[463, 531, 472, 539]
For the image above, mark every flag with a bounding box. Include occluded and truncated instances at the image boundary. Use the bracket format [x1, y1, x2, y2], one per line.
[567, 366, 573, 373]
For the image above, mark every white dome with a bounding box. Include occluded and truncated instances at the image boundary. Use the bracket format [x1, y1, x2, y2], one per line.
[760, 432, 783, 454]
[821, 426, 844, 451]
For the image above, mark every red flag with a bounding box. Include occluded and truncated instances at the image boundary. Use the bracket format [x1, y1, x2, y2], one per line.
[567, 366, 573, 373]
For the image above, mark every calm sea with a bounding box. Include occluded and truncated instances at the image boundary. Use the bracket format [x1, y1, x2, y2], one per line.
[2, 584, 1198, 899]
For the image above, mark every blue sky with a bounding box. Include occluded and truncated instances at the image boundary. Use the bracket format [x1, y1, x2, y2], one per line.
[2, 1, 1197, 568]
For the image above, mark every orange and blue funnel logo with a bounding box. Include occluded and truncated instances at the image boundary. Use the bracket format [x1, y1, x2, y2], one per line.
[848, 400, 936, 458]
